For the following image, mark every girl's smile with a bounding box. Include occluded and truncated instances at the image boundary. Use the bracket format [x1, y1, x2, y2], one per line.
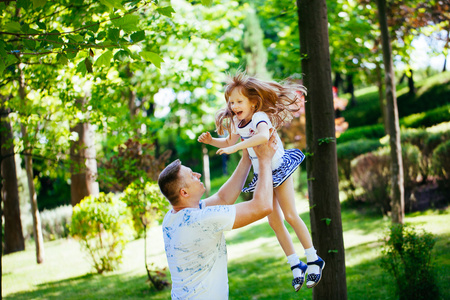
[228, 88, 255, 123]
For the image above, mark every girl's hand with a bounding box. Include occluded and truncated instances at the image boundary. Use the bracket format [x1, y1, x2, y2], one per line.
[198, 132, 212, 144]
[217, 145, 237, 155]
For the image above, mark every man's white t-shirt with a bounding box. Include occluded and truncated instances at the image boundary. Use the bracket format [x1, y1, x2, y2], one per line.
[162, 200, 236, 299]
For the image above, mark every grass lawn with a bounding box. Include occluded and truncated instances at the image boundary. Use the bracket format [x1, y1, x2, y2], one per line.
[3, 195, 449, 300]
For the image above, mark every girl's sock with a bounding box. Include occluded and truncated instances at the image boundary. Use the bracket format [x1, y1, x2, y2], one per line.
[305, 247, 320, 274]
[287, 253, 303, 278]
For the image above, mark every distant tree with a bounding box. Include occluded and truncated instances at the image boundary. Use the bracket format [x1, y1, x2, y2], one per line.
[70, 97, 99, 206]
[376, 0, 405, 224]
[297, 0, 348, 299]
[1, 105, 25, 254]
[243, 6, 270, 79]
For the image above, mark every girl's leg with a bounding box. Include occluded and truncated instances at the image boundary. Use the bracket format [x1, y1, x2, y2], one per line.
[267, 194, 295, 257]
[267, 191, 306, 290]
[275, 176, 323, 282]
[274, 176, 313, 250]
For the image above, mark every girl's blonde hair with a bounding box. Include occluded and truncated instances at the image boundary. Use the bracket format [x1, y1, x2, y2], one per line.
[215, 71, 307, 135]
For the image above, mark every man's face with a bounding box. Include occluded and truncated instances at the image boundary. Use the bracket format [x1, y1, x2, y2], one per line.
[179, 165, 205, 198]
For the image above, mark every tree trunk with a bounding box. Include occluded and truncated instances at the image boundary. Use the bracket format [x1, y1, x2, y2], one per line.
[334, 72, 343, 94]
[202, 144, 211, 197]
[346, 74, 356, 107]
[297, 1, 348, 299]
[18, 64, 44, 264]
[1, 107, 25, 254]
[376, 0, 404, 224]
[407, 69, 415, 96]
[376, 62, 388, 133]
[70, 98, 99, 206]
[443, 30, 449, 72]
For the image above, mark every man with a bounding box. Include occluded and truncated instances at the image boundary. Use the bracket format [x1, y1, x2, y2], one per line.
[158, 134, 277, 299]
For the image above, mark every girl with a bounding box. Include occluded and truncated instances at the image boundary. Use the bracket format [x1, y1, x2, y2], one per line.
[198, 71, 324, 292]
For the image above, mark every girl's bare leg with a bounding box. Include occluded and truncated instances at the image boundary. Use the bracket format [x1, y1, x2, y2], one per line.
[267, 192, 295, 257]
[274, 176, 313, 249]
[267, 190, 306, 289]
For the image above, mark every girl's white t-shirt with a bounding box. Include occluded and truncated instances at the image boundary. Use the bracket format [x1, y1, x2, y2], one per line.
[232, 111, 285, 173]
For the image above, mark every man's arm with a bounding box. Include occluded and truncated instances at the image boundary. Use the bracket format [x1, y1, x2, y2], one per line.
[232, 134, 276, 229]
[203, 149, 252, 207]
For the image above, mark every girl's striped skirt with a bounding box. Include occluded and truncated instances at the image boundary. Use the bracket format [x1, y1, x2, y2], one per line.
[242, 148, 305, 193]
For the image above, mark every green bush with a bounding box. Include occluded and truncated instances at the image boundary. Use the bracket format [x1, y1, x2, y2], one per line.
[350, 144, 422, 214]
[337, 139, 382, 182]
[380, 224, 439, 300]
[70, 193, 134, 274]
[400, 104, 450, 128]
[337, 124, 385, 143]
[121, 181, 168, 238]
[22, 205, 72, 242]
[431, 139, 450, 189]
[40, 205, 72, 241]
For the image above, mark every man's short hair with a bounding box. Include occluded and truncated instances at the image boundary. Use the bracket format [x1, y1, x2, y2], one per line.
[158, 159, 183, 205]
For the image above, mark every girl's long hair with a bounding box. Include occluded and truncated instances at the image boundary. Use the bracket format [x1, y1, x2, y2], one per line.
[215, 71, 307, 135]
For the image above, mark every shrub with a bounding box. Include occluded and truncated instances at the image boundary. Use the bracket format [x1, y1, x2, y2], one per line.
[337, 124, 385, 143]
[380, 224, 439, 300]
[400, 104, 450, 128]
[350, 144, 421, 214]
[40, 205, 72, 241]
[70, 193, 134, 274]
[431, 139, 450, 190]
[121, 181, 169, 290]
[121, 181, 168, 238]
[22, 205, 72, 242]
[337, 139, 382, 182]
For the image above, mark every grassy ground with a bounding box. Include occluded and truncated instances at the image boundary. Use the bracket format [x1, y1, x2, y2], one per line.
[3, 195, 449, 299]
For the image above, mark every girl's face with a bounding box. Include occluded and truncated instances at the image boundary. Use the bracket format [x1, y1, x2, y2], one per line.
[228, 88, 255, 123]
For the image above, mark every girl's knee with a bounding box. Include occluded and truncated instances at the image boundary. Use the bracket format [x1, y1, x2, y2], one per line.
[284, 212, 301, 225]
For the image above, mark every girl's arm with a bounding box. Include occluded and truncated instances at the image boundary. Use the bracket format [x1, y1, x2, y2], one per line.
[216, 122, 271, 155]
[198, 132, 240, 148]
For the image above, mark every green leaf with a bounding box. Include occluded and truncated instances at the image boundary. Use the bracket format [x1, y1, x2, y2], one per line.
[201, 0, 213, 7]
[86, 21, 100, 33]
[68, 34, 84, 43]
[57, 53, 68, 65]
[0, 41, 7, 74]
[114, 50, 129, 61]
[66, 49, 78, 59]
[321, 218, 332, 226]
[112, 14, 139, 33]
[96, 31, 107, 41]
[32, 0, 47, 9]
[107, 28, 120, 43]
[95, 50, 113, 67]
[36, 21, 46, 30]
[139, 51, 164, 68]
[156, 6, 175, 17]
[100, 0, 125, 10]
[23, 39, 36, 50]
[76, 60, 87, 76]
[130, 30, 145, 43]
[84, 57, 93, 73]
[17, 0, 30, 9]
[5, 22, 22, 33]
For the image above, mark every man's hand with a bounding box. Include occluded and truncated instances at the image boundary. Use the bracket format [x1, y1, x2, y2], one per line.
[198, 132, 212, 144]
[253, 130, 277, 162]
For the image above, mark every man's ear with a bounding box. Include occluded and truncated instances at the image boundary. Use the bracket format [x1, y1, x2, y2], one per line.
[179, 187, 189, 198]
